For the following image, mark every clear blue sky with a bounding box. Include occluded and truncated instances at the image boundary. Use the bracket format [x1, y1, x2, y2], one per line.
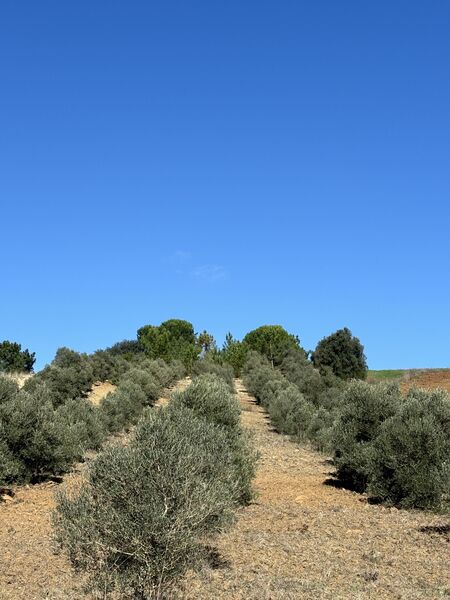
[1, 1, 449, 370]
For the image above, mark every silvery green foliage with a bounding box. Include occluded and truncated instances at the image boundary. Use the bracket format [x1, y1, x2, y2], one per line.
[0, 376, 19, 404]
[171, 374, 240, 430]
[54, 404, 238, 599]
[369, 388, 450, 508]
[120, 368, 162, 406]
[268, 383, 314, 439]
[172, 374, 257, 505]
[0, 422, 23, 483]
[192, 359, 235, 391]
[101, 380, 147, 433]
[331, 380, 401, 492]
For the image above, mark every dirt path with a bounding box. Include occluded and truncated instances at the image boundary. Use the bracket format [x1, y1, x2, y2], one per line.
[183, 379, 450, 600]
[0, 378, 191, 600]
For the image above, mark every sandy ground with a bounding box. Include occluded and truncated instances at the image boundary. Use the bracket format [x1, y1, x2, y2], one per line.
[86, 381, 117, 405]
[0, 378, 448, 599]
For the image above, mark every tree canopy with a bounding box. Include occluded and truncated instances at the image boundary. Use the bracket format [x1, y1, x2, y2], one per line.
[243, 325, 301, 366]
[137, 319, 199, 368]
[0, 340, 36, 373]
[311, 327, 367, 380]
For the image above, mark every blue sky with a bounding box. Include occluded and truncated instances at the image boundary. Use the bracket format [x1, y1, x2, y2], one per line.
[1, 1, 449, 370]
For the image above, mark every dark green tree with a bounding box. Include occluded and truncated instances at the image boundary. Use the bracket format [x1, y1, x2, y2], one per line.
[0, 341, 36, 373]
[137, 319, 199, 369]
[198, 330, 216, 354]
[311, 327, 367, 380]
[243, 325, 300, 367]
[222, 333, 249, 376]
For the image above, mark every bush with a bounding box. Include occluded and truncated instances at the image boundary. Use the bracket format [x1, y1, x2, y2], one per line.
[369, 388, 450, 508]
[0, 376, 19, 404]
[306, 406, 337, 453]
[172, 374, 240, 431]
[311, 327, 367, 380]
[120, 368, 162, 406]
[0, 386, 76, 480]
[101, 380, 147, 433]
[0, 423, 23, 483]
[331, 381, 401, 491]
[268, 383, 314, 439]
[25, 362, 95, 407]
[242, 352, 286, 405]
[192, 359, 235, 390]
[0, 340, 35, 373]
[142, 358, 176, 388]
[172, 374, 257, 504]
[53, 404, 239, 599]
[53, 398, 107, 460]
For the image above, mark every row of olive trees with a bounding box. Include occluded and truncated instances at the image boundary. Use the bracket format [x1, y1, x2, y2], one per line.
[243, 350, 450, 510]
[53, 373, 257, 599]
[0, 345, 184, 487]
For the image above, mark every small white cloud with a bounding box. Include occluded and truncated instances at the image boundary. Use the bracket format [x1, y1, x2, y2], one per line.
[192, 265, 228, 282]
[173, 250, 192, 264]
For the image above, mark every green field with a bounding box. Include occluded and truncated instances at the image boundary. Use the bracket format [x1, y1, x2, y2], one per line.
[367, 369, 408, 382]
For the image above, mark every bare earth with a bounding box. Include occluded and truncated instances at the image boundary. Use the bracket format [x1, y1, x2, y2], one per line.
[401, 369, 450, 395]
[0, 378, 448, 599]
[86, 381, 117, 405]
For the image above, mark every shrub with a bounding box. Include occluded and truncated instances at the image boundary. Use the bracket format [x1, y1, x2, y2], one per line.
[311, 327, 367, 380]
[101, 380, 147, 433]
[0, 386, 77, 480]
[172, 374, 239, 431]
[142, 358, 176, 388]
[25, 362, 95, 407]
[172, 375, 257, 504]
[268, 383, 314, 439]
[53, 398, 107, 460]
[242, 352, 285, 405]
[120, 368, 161, 406]
[0, 423, 23, 484]
[331, 381, 401, 491]
[306, 406, 337, 453]
[0, 376, 19, 404]
[0, 340, 35, 373]
[53, 404, 238, 599]
[169, 360, 186, 382]
[369, 388, 450, 508]
[192, 359, 235, 390]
